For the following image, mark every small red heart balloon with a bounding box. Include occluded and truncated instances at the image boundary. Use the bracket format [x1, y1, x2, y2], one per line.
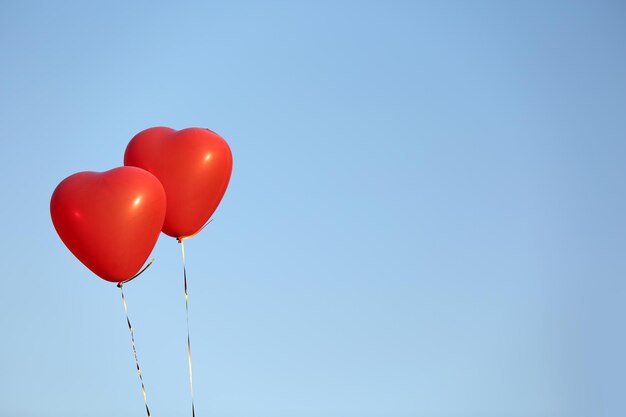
[124, 127, 233, 239]
[50, 167, 167, 282]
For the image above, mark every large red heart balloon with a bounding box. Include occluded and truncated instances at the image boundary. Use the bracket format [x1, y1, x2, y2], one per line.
[124, 127, 233, 239]
[50, 167, 167, 282]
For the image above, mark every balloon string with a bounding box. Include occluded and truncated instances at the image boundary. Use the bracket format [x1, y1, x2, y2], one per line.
[118, 283, 152, 417]
[179, 238, 196, 417]
[176, 219, 212, 417]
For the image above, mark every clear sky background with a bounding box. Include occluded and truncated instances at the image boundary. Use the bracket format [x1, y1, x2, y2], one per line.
[1, 1, 625, 416]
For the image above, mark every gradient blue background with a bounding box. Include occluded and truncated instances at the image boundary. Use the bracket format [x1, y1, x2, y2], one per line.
[1, 1, 625, 416]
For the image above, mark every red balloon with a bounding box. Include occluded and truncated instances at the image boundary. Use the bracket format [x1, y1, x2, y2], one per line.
[50, 167, 167, 282]
[124, 127, 233, 238]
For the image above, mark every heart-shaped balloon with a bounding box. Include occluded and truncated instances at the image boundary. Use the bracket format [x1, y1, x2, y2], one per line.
[50, 167, 167, 282]
[124, 127, 233, 238]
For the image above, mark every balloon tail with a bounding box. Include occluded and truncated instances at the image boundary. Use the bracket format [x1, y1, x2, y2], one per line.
[179, 218, 213, 241]
[179, 238, 196, 417]
[120, 258, 155, 286]
[118, 283, 152, 417]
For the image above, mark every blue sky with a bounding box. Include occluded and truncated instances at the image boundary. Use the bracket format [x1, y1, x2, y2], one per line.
[1, 1, 625, 416]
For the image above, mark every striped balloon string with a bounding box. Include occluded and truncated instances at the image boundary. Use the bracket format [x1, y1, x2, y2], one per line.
[117, 259, 154, 417]
[177, 218, 212, 417]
